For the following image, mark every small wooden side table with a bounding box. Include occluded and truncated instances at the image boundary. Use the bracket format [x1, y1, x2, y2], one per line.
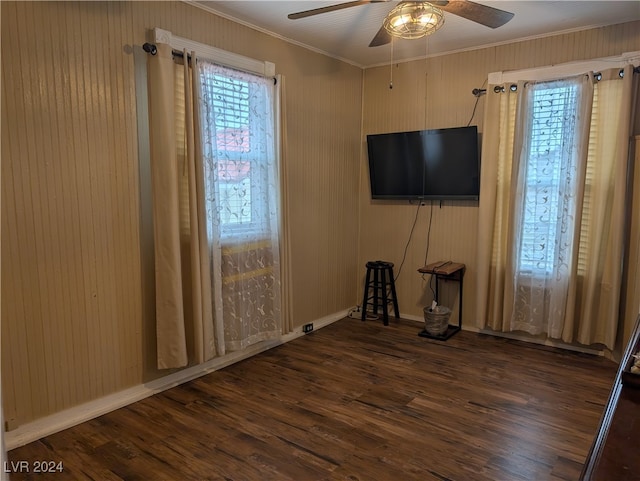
[417, 261, 465, 340]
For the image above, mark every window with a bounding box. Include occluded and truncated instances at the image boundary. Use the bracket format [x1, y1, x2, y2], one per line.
[209, 74, 253, 227]
[517, 80, 583, 275]
[198, 62, 276, 241]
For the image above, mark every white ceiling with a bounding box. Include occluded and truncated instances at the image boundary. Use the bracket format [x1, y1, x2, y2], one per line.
[191, 1, 640, 67]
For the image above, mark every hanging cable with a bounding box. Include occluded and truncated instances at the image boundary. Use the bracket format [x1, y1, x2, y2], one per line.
[395, 202, 421, 282]
[421, 202, 435, 298]
[423, 202, 434, 267]
[424, 35, 429, 128]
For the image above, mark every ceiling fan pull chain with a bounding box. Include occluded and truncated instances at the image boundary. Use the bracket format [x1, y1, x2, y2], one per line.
[389, 39, 393, 89]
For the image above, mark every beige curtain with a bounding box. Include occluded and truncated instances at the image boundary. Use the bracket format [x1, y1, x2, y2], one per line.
[476, 66, 637, 350]
[476, 84, 518, 332]
[147, 44, 215, 368]
[278, 74, 294, 335]
[574, 66, 635, 347]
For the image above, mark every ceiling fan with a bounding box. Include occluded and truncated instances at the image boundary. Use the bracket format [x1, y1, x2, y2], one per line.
[287, 1, 515, 47]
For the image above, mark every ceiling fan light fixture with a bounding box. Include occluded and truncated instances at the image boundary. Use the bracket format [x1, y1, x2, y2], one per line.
[383, 2, 445, 40]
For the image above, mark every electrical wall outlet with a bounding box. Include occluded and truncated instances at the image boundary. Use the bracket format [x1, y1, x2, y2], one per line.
[303, 323, 314, 333]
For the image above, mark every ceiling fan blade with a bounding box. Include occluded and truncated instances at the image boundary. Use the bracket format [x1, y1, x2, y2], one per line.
[369, 25, 391, 47]
[288, 1, 376, 20]
[438, 0, 514, 29]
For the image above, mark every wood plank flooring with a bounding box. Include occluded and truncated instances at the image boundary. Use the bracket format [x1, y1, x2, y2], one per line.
[7, 317, 617, 481]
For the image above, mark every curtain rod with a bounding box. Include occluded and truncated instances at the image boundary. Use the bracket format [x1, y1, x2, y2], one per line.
[143, 42, 187, 60]
[141, 42, 277, 84]
[474, 66, 640, 96]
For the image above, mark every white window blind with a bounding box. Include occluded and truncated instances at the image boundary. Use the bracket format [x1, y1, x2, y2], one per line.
[205, 73, 253, 227]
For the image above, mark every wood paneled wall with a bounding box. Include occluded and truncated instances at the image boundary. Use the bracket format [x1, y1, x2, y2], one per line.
[2, 1, 145, 430]
[1, 1, 362, 429]
[359, 21, 640, 325]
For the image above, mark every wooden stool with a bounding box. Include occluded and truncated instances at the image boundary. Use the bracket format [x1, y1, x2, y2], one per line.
[361, 260, 400, 326]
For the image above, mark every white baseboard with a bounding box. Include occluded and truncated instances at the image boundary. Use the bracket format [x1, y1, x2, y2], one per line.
[404, 312, 602, 356]
[5, 310, 349, 451]
[473, 326, 604, 356]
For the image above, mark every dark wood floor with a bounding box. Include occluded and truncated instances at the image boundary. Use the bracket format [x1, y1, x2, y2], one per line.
[8, 317, 617, 481]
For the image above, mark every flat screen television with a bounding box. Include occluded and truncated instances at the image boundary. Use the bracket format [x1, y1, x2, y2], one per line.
[366, 126, 480, 201]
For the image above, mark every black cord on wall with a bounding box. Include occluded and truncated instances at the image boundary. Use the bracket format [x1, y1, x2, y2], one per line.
[422, 203, 436, 299]
[394, 202, 422, 282]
